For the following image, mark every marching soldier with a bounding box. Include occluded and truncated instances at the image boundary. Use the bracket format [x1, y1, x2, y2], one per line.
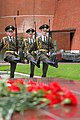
[29, 24, 58, 77]
[0, 25, 21, 78]
[23, 28, 40, 78]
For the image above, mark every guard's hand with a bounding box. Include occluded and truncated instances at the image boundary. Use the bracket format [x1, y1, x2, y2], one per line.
[15, 52, 18, 56]
[27, 51, 29, 54]
[47, 52, 51, 56]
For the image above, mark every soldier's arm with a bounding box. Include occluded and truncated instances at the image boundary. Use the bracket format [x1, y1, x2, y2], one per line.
[49, 37, 54, 53]
[17, 36, 23, 51]
[28, 42, 37, 53]
[15, 36, 25, 57]
[17, 36, 25, 62]
[0, 38, 5, 51]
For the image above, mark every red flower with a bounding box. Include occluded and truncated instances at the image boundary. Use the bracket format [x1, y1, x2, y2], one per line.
[4, 79, 77, 106]
[7, 79, 15, 85]
[12, 78, 25, 85]
[49, 82, 62, 93]
[27, 85, 37, 92]
[36, 83, 49, 93]
[45, 93, 61, 106]
[7, 78, 25, 92]
[8, 85, 20, 92]
[7, 78, 24, 85]
[63, 92, 77, 105]
[27, 80, 36, 85]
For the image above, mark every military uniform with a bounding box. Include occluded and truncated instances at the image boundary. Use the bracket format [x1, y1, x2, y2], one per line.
[29, 24, 58, 77]
[0, 25, 21, 78]
[23, 28, 40, 78]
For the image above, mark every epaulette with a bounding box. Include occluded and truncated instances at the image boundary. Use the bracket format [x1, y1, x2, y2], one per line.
[1, 37, 7, 46]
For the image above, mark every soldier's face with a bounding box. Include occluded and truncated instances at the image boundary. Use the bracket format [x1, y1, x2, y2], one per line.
[25, 33, 28, 38]
[28, 34, 33, 38]
[6, 31, 14, 37]
[42, 30, 47, 36]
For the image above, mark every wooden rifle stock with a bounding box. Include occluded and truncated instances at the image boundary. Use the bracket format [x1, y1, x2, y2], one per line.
[14, 17, 18, 53]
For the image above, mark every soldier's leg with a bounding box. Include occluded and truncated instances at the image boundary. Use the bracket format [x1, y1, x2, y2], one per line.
[49, 53, 56, 61]
[42, 62, 48, 77]
[19, 50, 25, 63]
[30, 62, 35, 78]
[10, 62, 17, 78]
[41, 54, 58, 68]
[4, 53, 20, 63]
[26, 53, 40, 68]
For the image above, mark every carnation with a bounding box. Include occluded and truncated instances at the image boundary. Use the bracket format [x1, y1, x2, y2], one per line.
[0, 78, 77, 120]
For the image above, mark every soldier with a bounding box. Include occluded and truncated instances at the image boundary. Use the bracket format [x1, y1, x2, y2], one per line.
[0, 25, 21, 78]
[23, 28, 40, 78]
[29, 24, 58, 77]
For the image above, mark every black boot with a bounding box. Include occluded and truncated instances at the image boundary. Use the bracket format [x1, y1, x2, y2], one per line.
[42, 75, 46, 77]
[37, 58, 40, 68]
[54, 60, 58, 68]
[54, 57, 58, 68]
[31, 60, 40, 68]
[30, 74, 33, 78]
[48, 60, 58, 68]
[13, 58, 20, 63]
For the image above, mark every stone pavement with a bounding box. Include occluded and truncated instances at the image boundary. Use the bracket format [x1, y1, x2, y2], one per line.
[0, 62, 41, 79]
[0, 61, 23, 66]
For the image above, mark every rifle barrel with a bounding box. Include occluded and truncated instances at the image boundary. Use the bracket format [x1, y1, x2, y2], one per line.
[34, 21, 36, 40]
[14, 17, 18, 53]
[48, 19, 50, 53]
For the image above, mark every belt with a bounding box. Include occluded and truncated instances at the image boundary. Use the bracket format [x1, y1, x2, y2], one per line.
[38, 49, 48, 52]
[5, 51, 15, 54]
[6, 50, 15, 53]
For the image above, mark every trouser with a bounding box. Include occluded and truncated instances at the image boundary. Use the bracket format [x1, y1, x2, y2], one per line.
[19, 50, 25, 63]
[10, 62, 17, 78]
[30, 62, 35, 78]
[26, 53, 36, 61]
[4, 52, 18, 63]
[42, 62, 48, 77]
[37, 52, 49, 77]
[26, 53, 36, 78]
[38, 52, 58, 77]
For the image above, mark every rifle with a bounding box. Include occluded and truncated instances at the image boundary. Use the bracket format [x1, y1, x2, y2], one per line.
[14, 17, 18, 53]
[48, 19, 50, 54]
[34, 21, 36, 40]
